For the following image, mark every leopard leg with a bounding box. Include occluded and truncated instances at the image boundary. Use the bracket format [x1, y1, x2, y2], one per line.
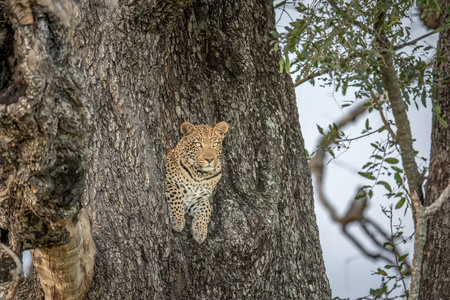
[191, 200, 211, 244]
[165, 182, 185, 232]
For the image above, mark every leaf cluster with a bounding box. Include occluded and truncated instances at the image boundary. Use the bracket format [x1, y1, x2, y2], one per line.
[273, 0, 448, 106]
[273, 0, 450, 298]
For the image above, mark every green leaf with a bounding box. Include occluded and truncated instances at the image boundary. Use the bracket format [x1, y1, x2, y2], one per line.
[358, 172, 376, 180]
[383, 242, 392, 248]
[270, 30, 281, 38]
[433, 105, 441, 114]
[395, 198, 406, 209]
[437, 115, 449, 128]
[384, 264, 395, 269]
[355, 193, 366, 200]
[377, 181, 392, 192]
[377, 268, 387, 276]
[279, 57, 284, 73]
[328, 148, 335, 158]
[295, 3, 307, 12]
[392, 166, 403, 173]
[434, 22, 450, 33]
[421, 89, 427, 107]
[436, 56, 449, 62]
[362, 162, 372, 169]
[317, 125, 324, 135]
[342, 80, 348, 95]
[394, 173, 403, 185]
[285, 54, 291, 74]
[331, 128, 340, 139]
[399, 253, 409, 262]
[274, 1, 286, 9]
[385, 157, 399, 164]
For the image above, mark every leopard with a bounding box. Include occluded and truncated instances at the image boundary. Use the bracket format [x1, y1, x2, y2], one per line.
[165, 121, 229, 244]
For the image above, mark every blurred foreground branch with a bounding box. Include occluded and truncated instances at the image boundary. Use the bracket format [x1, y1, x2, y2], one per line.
[309, 99, 411, 273]
[0, 243, 24, 300]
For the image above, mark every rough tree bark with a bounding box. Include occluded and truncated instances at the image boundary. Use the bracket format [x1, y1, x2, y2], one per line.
[419, 0, 450, 298]
[1, 0, 331, 299]
[77, 1, 330, 298]
[0, 0, 95, 299]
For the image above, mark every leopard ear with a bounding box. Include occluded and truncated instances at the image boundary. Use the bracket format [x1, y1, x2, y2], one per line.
[180, 122, 195, 136]
[213, 121, 228, 136]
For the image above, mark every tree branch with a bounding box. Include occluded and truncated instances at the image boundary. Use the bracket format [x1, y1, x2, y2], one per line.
[393, 30, 438, 50]
[409, 184, 450, 300]
[294, 70, 326, 87]
[423, 183, 450, 217]
[0, 243, 24, 300]
[375, 1, 424, 207]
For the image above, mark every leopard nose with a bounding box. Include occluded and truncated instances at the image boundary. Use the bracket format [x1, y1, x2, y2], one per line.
[205, 158, 213, 163]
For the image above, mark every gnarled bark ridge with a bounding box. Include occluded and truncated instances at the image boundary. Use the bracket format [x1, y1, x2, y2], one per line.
[0, 1, 95, 299]
[32, 210, 96, 300]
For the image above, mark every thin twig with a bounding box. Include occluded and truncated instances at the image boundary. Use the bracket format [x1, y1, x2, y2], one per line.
[0, 243, 24, 300]
[361, 218, 411, 275]
[326, 0, 376, 35]
[359, 219, 387, 248]
[387, 205, 408, 293]
[370, 90, 398, 142]
[394, 30, 438, 50]
[276, 1, 288, 25]
[293, 70, 326, 87]
[338, 128, 381, 142]
[293, 52, 360, 88]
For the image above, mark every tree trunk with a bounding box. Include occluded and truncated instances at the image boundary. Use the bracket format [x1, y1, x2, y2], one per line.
[419, 0, 450, 298]
[78, 1, 330, 298]
[3, 0, 331, 299]
[1, 1, 95, 299]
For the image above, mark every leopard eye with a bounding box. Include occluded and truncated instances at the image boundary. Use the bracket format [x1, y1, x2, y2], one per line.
[213, 142, 219, 147]
[195, 142, 202, 147]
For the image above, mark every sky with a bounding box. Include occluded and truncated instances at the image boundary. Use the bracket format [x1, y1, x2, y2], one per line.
[275, 1, 438, 298]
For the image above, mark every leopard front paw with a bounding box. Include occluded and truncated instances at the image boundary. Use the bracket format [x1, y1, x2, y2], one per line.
[192, 230, 207, 244]
[171, 218, 185, 233]
[192, 223, 208, 244]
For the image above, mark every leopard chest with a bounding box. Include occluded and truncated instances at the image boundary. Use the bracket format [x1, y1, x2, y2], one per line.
[174, 170, 221, 212]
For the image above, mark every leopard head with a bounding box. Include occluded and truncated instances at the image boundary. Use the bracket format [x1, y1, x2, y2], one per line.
[179, 121, 228, 172]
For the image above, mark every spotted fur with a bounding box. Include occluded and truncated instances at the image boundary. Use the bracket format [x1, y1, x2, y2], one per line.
[165, 121, 229, 243]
